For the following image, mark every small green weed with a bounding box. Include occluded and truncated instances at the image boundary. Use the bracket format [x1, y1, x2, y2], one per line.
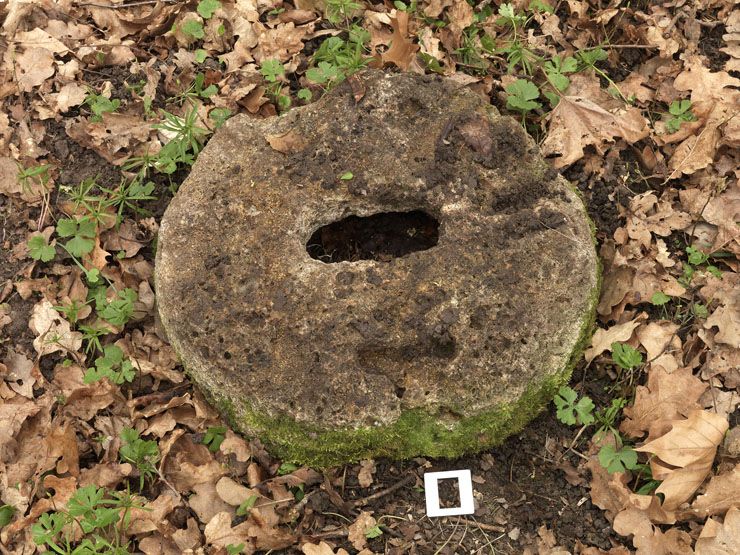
[611, 343, 643, 371]
[202, 426, 227, 452]
[84, 344, 136, 385]
[665, 99, 697, 133]
[554, 386, 644, 479]
[28, 235, 56, 262]
[260, 59, 292, 111]
[306, 26, 370, 91]
[57, 216, 97, 257]
[84, 92, 120, 122]
[31, 485, 144, 554]
[92, 287, 138, 327]
[553, 385, 595, 426]
[0, 504, 14, 528]
[325, 0, 362, 26]
[119, 428, 159, 490]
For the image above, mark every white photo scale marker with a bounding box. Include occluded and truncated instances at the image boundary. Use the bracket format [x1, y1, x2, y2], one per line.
[424, 469, 475, 517]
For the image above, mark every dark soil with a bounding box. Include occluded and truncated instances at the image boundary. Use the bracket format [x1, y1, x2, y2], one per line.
[293, 367, 622, 554]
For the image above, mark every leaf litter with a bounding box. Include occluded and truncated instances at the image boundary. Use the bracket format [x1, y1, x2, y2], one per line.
[0, 0, 738, 553]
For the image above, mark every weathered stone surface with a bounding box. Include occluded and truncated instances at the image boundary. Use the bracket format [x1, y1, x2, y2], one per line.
[156, 70, 600, 467]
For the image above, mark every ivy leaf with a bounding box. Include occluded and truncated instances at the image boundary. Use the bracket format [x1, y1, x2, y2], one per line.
[505, 79, 541, 113]
[197, 0, 221, 19]
[28, 235, 56, 262]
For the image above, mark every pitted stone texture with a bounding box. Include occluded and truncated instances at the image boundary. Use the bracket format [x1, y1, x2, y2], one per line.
[156, 70, 599, 465]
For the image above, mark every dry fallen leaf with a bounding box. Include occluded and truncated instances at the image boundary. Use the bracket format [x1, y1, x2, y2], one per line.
[692, 465, 740, 518]
[358, 459, 376, 488]
[694, 506, 740, 555]
[348, 511, 377, 551]
[301, 541, 350, 555]
[28, 299, 83, 356]
[621, 365, 707, 440]
[381, 12, 419, 71]
[541, 73, 650, 168]
[636, 410, 729, 510]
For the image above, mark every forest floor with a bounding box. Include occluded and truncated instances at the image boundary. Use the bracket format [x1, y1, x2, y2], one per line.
[0, 0, 738, 554]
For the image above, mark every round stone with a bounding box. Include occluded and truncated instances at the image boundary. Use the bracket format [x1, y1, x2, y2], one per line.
[155, 70, 600, 467]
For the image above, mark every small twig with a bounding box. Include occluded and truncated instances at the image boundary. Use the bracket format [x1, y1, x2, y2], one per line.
[352, 474, 415, 507]
[459, 518, 506, 533]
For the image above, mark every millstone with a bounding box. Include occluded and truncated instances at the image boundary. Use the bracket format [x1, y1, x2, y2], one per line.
[155, 70, 600, 467]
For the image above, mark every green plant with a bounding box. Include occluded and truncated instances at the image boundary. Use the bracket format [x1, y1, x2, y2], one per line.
[665, 99, 696, 133]
[0, 504, 14, 528]
[170, 72, 218, 106]
[151, 107, 211, 177]
[31, 485, 144, 554]
[84, 344, 136, 385]
[505, 78, 541, 121]
[84, 92, 120, 122]
[260, 59, 291, 111]
[92, 287, 138, 327]
[18, 163, 52, 195]
[28, 235, 56, 262]
[611, 343, 643, 370]
[306, 26, 370, 90]
[226, 544, 245, 555]
[365, 524, 383, 539]
[650, 291, 671, 306]
[197, 0, 221, 19]
[53, 299, 89, 325]
[325, 0, 362, 26]
[202, 426, 227, 452]
[99, 179, 156, 222]
[598, 443, 638, 474]
[542, 55, 578, 106]
[57, 216, 97, 257]
[181, 19, 205, 40]
[277, 462, 299, 475]
[119, 428, 159, 490]
[554, 386, 595, 426]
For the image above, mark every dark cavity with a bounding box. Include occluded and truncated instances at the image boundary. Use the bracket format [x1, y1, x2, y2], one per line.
[306, 210, 439, 263]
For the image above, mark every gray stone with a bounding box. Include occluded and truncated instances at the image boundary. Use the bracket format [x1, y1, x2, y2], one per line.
[155, 70, 600, 467]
